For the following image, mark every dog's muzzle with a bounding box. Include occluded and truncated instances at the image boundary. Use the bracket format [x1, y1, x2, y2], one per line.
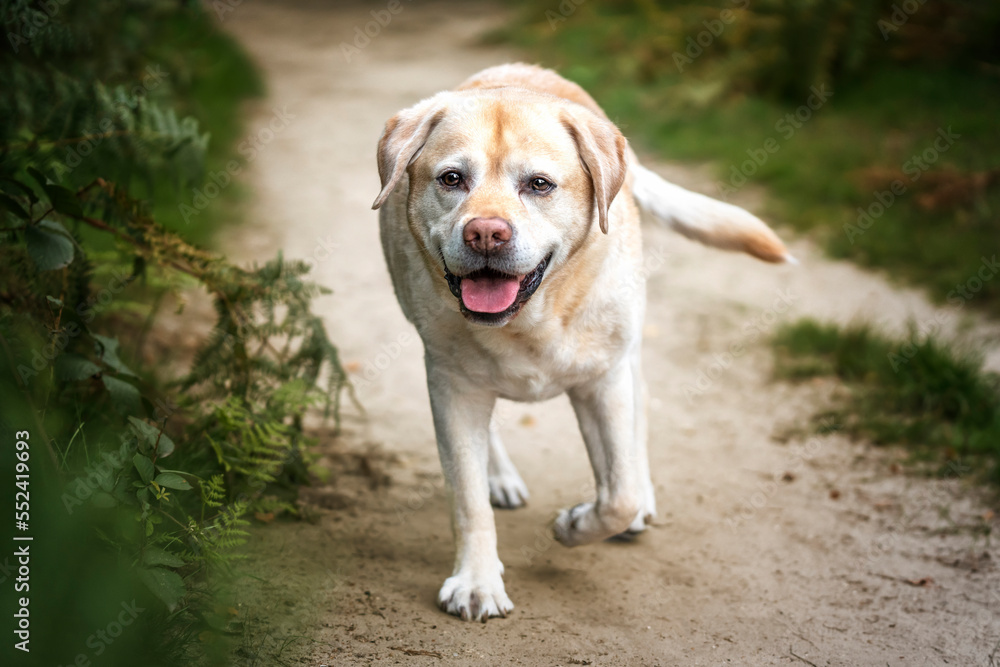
[444, 254, 551, 325]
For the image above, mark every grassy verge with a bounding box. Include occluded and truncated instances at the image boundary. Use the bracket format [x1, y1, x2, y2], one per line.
[498, 2, 1000, 314]
[773, 319, 1000, 487]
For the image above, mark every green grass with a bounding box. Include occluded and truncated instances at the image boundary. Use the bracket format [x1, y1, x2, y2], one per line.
[499, 3, 1000, 314]
[773, 319, 1000, 487]
[143, 9, 264, 247]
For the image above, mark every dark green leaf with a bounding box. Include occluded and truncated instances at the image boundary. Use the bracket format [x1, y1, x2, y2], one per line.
[112, 477, 136, 506]
[37, 218, 73, 237]
[127, 416, 175, 457]
[137, 567, 186, 611]
[25, 224, 74, 270]
[26, 166, 50, 191]
[153, 472, 191, 491]
[0, 178, 38, 204]
[154, 432, 176, 458]
[43, 183, 83, 218]
[93, 334, 137, 377]
[102, 375, 143, 416]
[133, 453, 154, 484]
[142, 546, 185, 568]
[0, 192, 29, 220]
[55, 354, 101, 381]
[36, 219, 83, 254]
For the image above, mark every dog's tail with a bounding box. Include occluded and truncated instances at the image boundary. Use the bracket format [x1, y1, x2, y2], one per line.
[630, 162, 796, 264]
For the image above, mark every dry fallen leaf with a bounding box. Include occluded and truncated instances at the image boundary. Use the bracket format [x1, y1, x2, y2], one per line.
[254, 511, 275, 523]
[905, 577, 935, 587]
[519, 414, 537, 427]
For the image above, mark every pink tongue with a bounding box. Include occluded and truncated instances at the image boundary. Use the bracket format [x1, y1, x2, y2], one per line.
[461, 275, 521, 313]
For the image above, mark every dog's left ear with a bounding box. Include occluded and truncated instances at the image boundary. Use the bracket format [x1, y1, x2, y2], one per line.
[372, 97, 446, 210]
[561, 107, 628, 234]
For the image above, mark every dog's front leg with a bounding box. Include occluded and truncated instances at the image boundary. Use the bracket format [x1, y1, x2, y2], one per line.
[555, 357, 642, 546]
[426, 361, 513, 621]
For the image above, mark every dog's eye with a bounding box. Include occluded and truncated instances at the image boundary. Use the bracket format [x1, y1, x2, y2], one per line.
[530, 177, 554, 193]
[439, 171, 463, 187]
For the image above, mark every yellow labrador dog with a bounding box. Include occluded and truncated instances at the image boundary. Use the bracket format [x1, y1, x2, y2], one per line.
[373, 64, 791, 621]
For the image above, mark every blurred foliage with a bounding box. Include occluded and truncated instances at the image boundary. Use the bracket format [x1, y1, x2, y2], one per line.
[0, 0, 263, 246]
[0, 1, 343, 665]
[501, 0, 1000, 314]
[774, 319, 1000, 489]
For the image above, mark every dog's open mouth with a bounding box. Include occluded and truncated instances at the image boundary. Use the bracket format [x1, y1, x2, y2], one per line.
[444, 255, 551, 324]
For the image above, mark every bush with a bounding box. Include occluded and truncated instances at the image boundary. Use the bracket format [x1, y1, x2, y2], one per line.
[0, 1, 345, 664]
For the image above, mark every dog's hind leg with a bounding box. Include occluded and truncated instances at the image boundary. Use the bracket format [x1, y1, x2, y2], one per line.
[487, 418, 529, 509]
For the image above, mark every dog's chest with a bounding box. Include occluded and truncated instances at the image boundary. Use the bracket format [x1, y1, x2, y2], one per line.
[465, 314, 632, 402]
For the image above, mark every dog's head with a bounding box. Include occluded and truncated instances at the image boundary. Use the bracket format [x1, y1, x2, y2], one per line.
[372, 89, 627, 327]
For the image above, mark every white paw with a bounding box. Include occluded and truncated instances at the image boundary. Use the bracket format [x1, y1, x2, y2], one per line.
[489, 471, 529, 509]
[438, 570, 513, 622]
[625, 490, 657, 534]
[622, 506, 653, 536]
[552, 502, 593, 547]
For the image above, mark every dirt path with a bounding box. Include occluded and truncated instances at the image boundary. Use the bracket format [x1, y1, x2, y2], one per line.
[217, 2, 999, 665]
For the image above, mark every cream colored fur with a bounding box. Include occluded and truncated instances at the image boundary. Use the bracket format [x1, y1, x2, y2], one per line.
[373, 63, 791, 621]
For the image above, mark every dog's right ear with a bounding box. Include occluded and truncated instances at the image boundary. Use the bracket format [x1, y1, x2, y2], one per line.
[372, 98, 446, 210]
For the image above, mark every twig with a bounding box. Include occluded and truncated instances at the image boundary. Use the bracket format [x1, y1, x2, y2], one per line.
[390, 646, 442, 659]
[869, 572, 934, 587]
[789, 646, 819, 667]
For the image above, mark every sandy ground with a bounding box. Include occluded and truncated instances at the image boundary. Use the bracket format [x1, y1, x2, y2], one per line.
[211, 2, 1000, 665]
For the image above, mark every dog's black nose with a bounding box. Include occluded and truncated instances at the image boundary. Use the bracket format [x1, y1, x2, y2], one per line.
[463, 217, 512, 255]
